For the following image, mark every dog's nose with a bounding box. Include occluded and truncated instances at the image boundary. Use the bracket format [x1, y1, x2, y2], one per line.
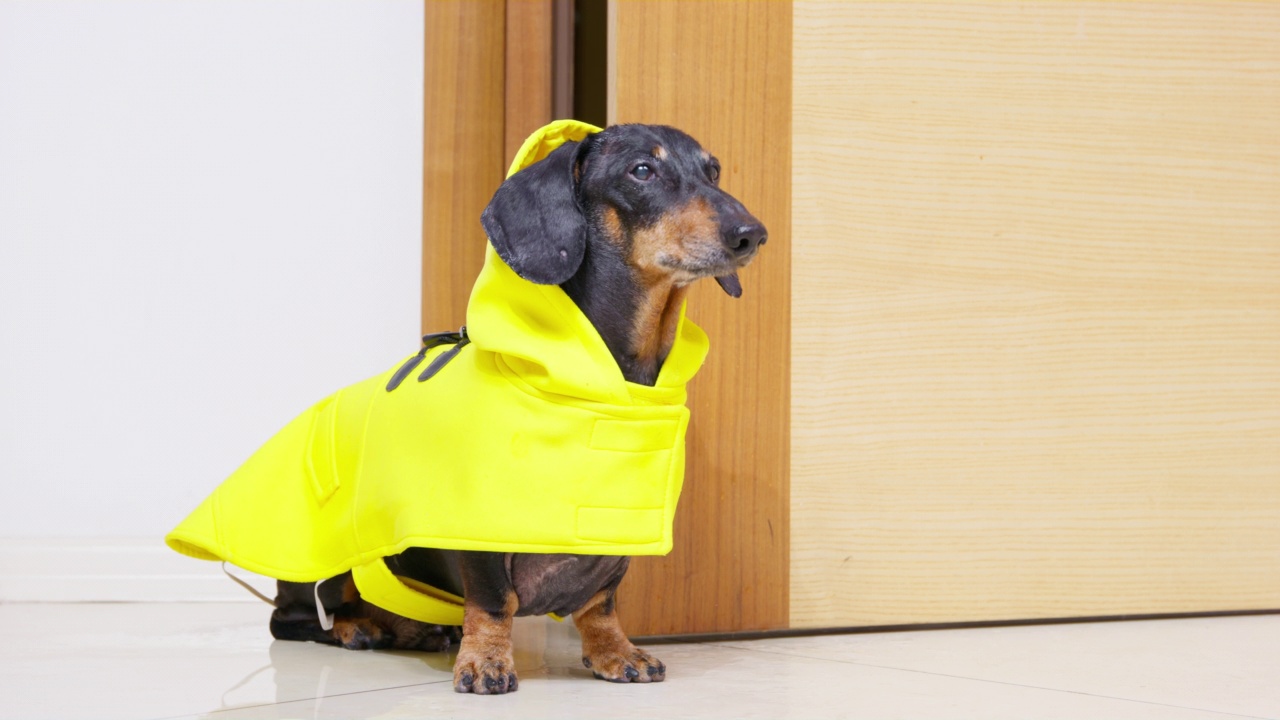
[724, 223, 767, 257]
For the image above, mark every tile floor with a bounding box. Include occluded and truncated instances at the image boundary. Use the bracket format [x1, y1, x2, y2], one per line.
[1, 603, 1275, 720]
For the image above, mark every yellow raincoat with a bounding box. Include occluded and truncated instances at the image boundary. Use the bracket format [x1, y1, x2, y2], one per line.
[165, 121, 709, 626]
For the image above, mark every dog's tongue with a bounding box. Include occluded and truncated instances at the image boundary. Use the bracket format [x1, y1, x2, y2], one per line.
[714, 273, 743, 298]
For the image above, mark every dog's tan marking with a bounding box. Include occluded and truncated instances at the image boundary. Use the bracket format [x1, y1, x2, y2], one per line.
[341, 575, 360, 604]
[454, 592, 519, 694]
[628, 281, 688, 382]
[630, 196, 721, 275]
[601, 206, 625, 246]
[652, 145, 668, 160]
[573, 590, 665, 683]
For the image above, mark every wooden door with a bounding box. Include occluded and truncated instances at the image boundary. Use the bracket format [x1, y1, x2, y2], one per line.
[421, 0, 505, 333]
[422, 0, 557, 333]
[609, 0, 792, 636]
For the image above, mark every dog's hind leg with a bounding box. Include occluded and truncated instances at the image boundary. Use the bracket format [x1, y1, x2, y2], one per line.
[270, 575, 457, 651]
[268, 608, 341, 646]
[268, 578, 343, 646]
[269, 574, 391, 650]
[365, 603, 461, 651]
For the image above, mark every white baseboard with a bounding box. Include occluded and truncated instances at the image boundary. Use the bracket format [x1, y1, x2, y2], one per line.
[0, 537, 275, 603]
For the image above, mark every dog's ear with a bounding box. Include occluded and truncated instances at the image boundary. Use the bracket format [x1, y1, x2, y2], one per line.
[481, 139, 593, 285]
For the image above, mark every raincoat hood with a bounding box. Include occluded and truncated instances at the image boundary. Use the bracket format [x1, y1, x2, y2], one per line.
[467, 121, 707, 406]
[165, 120, 709, 625]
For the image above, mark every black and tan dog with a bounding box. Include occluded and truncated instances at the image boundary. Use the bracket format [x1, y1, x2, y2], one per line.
[269, 124, 765, 694]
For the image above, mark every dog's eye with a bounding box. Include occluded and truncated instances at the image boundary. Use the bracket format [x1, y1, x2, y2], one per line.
[629, 163, 655, 182]
[708, 164, 720, 183]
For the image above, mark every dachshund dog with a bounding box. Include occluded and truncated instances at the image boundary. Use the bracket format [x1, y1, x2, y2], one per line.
[268, 124, 766, 694]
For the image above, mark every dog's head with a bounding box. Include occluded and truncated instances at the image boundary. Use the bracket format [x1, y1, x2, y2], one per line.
[481, 124, 766, 297]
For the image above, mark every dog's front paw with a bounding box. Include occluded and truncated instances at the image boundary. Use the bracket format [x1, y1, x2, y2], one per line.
[453, 648, 518, 694]
[583, 644, 665, 683]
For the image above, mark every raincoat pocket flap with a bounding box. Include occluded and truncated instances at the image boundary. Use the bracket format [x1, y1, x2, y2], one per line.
[576, 506, 664, 545]
[304, 395, 341, 505]
[589, 418, 678, 453]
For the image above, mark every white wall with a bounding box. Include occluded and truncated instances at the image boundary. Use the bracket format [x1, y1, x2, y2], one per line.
[0, 1, 424, 552]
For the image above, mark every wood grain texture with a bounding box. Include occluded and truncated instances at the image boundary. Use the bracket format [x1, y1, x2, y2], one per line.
[422, 0, 505, 333]
[611, 0, 792, 636]
[791, 2, 1280, 628]
[504, 0, 553, 163]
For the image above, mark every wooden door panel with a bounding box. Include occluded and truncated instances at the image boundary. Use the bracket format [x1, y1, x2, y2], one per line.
[791, 3, 1280, 628]
[422, 0, 506, 334]
[610, 0, 792, 636]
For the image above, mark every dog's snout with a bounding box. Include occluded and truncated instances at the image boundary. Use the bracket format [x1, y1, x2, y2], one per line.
[724, 223, 767, 257]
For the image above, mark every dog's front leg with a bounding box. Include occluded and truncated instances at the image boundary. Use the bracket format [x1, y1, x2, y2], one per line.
[574, 588, 665, 683]
[453, 551, 519, 694]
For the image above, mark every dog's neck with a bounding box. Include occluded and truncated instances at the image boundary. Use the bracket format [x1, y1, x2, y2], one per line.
[560, 236, 688, 387]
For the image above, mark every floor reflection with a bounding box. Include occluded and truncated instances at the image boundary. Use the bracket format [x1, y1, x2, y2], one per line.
[210, 615, 571, 715]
